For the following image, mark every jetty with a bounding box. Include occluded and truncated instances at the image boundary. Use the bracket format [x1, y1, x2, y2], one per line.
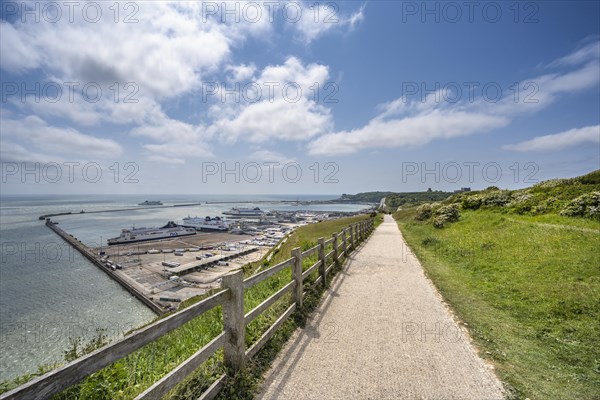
[44, 219, 164, 314]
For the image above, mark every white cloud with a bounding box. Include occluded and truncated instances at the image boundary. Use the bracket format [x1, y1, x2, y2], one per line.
[0, 22, 39, 73]
[213, 97, 332, 143]
[308, 110, 508, 156]
[144, 142, 213, 159]
[248, 149, 294, 163]
[0, 2, 268, 98]
[0, 1, 255, 133]
[131, 113, 213, 163]
[226, 63, 257, 82]
[0, 141, 58, 164]
[210, 57, 333, 143]
[469, 59, 600, 119]
[547, 41, 600, 68]
[293, 3, 365, 43]
[131, 116, 207, 142]
[147, 155, 185, 165]
[7, 90, 165, 127]
[258, 57, 329, 93]
[1, 115, 122, 158]
[502, 125, 600, 152]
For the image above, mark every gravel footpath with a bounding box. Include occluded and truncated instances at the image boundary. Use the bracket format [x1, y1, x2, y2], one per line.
[256, 215, 505, 400]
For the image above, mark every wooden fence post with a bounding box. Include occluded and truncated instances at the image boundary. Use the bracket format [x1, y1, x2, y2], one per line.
[332, 232, 339, 269]
[291, 248, 303, 308]
[342, 229, 347, 257]
[222, 270, 245, 372]
[348, 226, 353, 249]
[318, 237, 326, 287]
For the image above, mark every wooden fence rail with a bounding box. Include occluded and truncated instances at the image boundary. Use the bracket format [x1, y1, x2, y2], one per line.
[1, 218, 375, 400]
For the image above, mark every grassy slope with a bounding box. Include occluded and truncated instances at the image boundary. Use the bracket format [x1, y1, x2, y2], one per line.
[394, 207, 600, 399]
[1, 214, 371, 400]
[250, 214, 371, 270]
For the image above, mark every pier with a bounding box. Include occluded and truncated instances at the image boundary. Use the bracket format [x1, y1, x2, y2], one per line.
[45, 219, 165, 315]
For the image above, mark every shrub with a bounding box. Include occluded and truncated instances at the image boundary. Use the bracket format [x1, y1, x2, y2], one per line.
[480, 190, 513, 207]
[534, 178, 577, 189]
[433, 204, 460, 228]
[461, 195, 482, 210]
[415, 203, 434, 221]
[433, 216, 446, 229]
[560, 192, 600, 220]
[509, 193, 535, 214]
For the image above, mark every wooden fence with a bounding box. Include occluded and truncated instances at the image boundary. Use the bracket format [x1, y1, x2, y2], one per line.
[1, 218, 375, 400]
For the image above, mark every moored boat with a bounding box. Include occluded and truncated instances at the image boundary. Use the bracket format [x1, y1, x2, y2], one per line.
[181, 216, 229, 231]
[138, 200, 163, 206]
[107, 221, 195, 245]
[222, 207, 264, 217]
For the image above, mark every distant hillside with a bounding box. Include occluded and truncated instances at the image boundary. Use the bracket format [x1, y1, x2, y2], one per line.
[338, 191, 453, 209]
[339, 192, 396, 203]
[385, 191, 453, 209]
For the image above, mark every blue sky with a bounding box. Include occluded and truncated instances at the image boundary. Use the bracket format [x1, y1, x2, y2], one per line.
[1, 1, 599, 195]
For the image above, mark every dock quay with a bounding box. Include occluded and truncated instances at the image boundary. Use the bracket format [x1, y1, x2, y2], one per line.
[44, 219, 270, 312]
[167, 246, 258, 275]
[40, 207, 373, 312]
[45, 219, 165, 314]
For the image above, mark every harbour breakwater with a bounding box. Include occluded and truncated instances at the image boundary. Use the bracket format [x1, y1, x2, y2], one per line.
[39, 200, 375, 220]
[38, 204, 201, 220]
[44, 219, 164, 315]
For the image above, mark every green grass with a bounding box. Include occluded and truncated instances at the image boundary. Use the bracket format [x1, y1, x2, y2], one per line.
[394, 207, 600, 399]
[0, 215, 370, 400]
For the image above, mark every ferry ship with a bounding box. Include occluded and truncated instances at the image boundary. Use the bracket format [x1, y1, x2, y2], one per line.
[107, 221, 195, 245]
[181, 216, 229, 231]
[222, 207, 265, 217]
[138, 200, 163, 206]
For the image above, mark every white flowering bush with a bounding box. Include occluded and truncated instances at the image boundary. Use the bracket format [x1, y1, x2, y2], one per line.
[533, 178, 577, 189]
[415, 203, 434, 221]
[510, 193, 533, 205]
[433, 204, 461, 228]
[560, 192, 600, 220]
[481, 190, 513, 207]
[461, 195, 482, 210]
